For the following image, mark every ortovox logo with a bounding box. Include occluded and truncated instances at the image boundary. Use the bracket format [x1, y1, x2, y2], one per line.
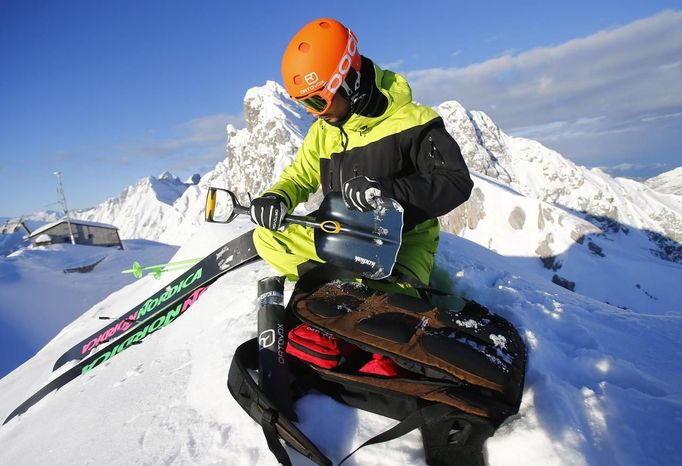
[304, 72, 318, 85]
[259, 329, 275, 349]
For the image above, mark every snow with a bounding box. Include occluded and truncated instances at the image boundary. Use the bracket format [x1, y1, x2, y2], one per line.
[646, 167, 682, 196]
[0, 219, 680, 465]
[0, 240, 178, 378]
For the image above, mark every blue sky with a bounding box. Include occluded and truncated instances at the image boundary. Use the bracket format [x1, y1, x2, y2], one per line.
[1, 1, 681, 217]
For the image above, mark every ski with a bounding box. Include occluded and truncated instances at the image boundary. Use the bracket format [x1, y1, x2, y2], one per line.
[4, 281, 215, 425]
[52, 229, 258, 372]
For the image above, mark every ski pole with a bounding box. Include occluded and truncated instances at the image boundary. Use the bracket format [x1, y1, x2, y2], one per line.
[121, 258, 201, 279]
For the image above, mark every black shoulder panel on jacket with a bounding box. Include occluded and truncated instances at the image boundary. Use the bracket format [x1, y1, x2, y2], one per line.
[320, 117, 473, 230]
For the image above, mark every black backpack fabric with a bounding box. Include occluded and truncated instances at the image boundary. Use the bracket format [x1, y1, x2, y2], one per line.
[228, 266, 527, 465]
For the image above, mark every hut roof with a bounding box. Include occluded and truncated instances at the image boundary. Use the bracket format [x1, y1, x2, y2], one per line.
[29, 218, 119, 238]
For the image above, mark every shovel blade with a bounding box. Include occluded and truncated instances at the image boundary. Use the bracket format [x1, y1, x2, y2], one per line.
[313, 193, 403, 279]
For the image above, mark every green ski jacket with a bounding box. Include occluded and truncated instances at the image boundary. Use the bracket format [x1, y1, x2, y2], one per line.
[265, 57, 473, 281]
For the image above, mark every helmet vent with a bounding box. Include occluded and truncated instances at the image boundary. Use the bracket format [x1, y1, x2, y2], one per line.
[293, 75, 303, 85]
[318, 21, 331, 29]
[298, 42, 310, 53]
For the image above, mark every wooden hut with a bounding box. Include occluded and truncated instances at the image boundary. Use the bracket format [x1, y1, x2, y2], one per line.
[28, 219, 123, 249]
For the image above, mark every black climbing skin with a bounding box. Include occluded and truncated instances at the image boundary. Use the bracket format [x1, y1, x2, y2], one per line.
[308, 295, 363, 318]
[421, 333, 510, 388]
[386, 293, 434, 313]
[356, 313, 421, 344]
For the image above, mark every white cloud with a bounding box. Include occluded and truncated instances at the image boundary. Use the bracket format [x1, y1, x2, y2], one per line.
[598, 162, 669, 175]
[179, 114, 245, 145]
[640, 112, 682, 122]
[127, 113, 244, 161]
[405, 10, 682, 168]
[659, 60, 681, 71]
[380, 59, 405, 70]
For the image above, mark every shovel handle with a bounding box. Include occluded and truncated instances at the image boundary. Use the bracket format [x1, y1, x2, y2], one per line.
[206, 187, 341, 233]
[284, 214, 341, 234]
[205, 187, 384, 240]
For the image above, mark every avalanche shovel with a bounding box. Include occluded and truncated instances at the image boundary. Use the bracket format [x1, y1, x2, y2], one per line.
[205, 187, 404, 279]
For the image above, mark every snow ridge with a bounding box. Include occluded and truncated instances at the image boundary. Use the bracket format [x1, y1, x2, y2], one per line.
[646, 166, 682, 196]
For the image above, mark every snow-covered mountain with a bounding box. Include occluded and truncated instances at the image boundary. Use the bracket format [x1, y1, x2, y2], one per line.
[73, 171, 200, 244]
[646, 166, 682, 196]
[221, 80, 315, 201]
[436, 101, 682, 246]
[71, 82, 682, 253]
[36, 81, 679, 314]
[61, 82, 315, 246]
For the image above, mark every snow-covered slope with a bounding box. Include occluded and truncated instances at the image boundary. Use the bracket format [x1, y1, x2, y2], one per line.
[439, 172, 682, 313]
[0, 240, 178, 377]
[0, 221, 680, 466]
[646, 166, 682, 196]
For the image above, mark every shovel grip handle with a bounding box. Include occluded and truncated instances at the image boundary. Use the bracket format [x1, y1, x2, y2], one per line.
[284, 215, 340, 234]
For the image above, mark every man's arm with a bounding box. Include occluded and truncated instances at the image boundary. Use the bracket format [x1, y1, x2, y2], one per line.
[263, 129, 321, 211]
[377, 118, 473, 222]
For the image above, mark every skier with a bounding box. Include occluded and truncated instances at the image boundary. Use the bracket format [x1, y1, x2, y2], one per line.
[250, 17, 473, 288]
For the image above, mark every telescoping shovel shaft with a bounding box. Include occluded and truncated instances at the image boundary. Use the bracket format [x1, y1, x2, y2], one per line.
[204, 187, 404, 279]
[206, 188, 343, 235]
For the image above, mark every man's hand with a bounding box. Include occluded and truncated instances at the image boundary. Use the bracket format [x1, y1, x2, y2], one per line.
[250, 194, 288, 231]
[342, 176, 382, 212]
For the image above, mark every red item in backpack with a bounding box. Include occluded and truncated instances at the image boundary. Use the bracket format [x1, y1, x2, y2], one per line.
[359, 353, 404, 377]
[286, 324, 354, 369]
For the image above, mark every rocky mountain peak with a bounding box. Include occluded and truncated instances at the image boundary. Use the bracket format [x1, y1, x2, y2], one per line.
[218, 81, 315, 200]
[436, 101, 513, 183]
[157, 170, 176, 181]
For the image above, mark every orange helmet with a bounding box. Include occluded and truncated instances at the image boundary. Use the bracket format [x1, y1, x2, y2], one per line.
[281, 18, 362, 115]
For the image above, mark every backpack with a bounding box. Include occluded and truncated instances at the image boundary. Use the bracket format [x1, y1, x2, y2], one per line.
[228, 266, 527, 465]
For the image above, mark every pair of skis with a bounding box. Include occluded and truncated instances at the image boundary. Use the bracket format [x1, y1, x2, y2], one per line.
[4, 189, 404, 425]
[3, 229, 259, 424]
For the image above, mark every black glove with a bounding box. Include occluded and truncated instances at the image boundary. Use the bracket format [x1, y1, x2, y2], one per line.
[250, 194, 288, 230]
[342, 176, 382, 212]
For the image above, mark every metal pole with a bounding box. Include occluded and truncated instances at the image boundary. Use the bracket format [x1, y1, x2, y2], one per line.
[54, 171, 76, 245]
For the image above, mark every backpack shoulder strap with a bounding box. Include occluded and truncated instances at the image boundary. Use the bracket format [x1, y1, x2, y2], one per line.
[338, 403, 494, 466]
[227, 338, 332, 466]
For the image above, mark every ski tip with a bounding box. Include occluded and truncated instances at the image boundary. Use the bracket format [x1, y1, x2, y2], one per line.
[52, 355, 70, 371]
[2, 406, 24, 426]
